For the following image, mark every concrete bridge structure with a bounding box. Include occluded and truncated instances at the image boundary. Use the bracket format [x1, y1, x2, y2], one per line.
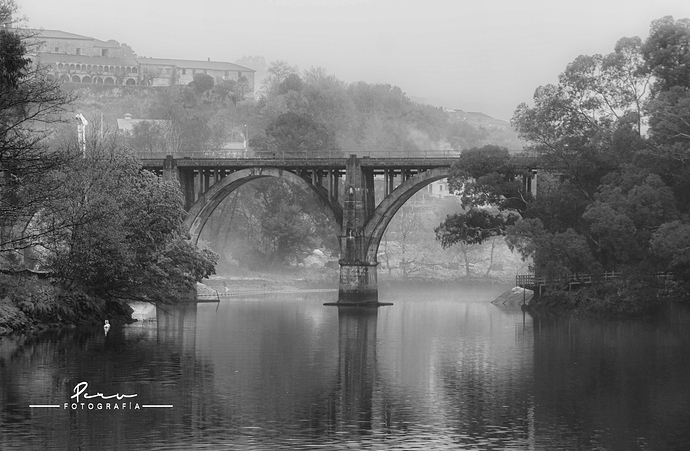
[141, 153, 537, 306]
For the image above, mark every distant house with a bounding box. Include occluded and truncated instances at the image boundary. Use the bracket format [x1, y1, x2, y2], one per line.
[28, 28, 255, 97]
[116, 113, 169, 135]
[425, 179, 453, 198]
[30, 29, 122, 57]
[136, 57, 255, 94]
[38, 52, 139, 85]
[444, 108, 510, 130]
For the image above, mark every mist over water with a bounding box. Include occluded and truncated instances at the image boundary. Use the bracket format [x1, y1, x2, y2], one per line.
[2, 286, 690, 450]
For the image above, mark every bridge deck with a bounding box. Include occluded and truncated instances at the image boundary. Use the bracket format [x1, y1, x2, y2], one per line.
[139, 157, 459, 170]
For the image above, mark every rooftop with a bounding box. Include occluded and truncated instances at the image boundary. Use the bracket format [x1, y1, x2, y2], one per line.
[35, 52, 138, 66]
[28, 29, 121, 47]
[135, 57, 254, 72]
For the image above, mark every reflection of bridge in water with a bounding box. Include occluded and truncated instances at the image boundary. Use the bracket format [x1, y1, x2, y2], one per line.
[141, 152, 537, 305]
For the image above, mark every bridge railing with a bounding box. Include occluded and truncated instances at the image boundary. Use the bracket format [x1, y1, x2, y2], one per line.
[516, 271, 622, 289]
[135, 149, 463, 161]
[516, 271, 673, 290]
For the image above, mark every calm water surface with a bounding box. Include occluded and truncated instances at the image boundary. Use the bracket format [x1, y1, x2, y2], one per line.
[1, 285, 690, 450]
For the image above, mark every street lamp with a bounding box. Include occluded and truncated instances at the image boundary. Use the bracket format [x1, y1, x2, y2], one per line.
[244, 124, 248, 158]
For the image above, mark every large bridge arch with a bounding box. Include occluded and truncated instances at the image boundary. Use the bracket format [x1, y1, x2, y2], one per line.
[185, 167, 343, 245]
[363, 167, 450, 262]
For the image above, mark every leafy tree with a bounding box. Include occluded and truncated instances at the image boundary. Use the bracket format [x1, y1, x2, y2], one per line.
[0, 1, 75, 258]
[641, 16, 690, 94]
[261, 60, 299, 96]
[204, 178, 329, 269]
[107, 40, 137, 58]
[189, 73, 215, 95]
[262, 111, 339, 155]
[46, 141, 217, 302]
[126, 121, 170, 154]
[434, 145, 523, 251]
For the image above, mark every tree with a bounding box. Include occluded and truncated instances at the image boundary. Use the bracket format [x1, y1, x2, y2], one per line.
[106, 40, 137, 58]
[218, 179, 325, 269]
[189, 73, 215, 95]
[46, 140, 217, 302]
[126, 121, 170, 154]
[263, 111, 339, 155]
[261, 60, 299, 96]
[641, 16, 690, 94]
[434, 146, 523, 251]
[0, 1, 75, 259]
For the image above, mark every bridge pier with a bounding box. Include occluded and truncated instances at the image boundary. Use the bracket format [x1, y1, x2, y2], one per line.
[328, 155, 391, 307]
[336, 262, 380, 304]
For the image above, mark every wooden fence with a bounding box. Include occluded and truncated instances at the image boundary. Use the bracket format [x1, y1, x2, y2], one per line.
[516, 271, 672, 294]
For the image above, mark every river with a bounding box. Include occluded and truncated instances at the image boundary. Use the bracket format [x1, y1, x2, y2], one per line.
[1, 284, 690, 450]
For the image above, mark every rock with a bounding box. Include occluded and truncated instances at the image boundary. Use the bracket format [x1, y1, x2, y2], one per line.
[491, 286, 533, 307]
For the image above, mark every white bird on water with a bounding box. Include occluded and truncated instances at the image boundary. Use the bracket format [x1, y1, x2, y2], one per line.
[104, 320, 111, 335]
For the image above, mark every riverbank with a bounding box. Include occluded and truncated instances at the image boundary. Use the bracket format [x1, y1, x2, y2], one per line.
[0, 274, 133, 337]
[523, 280, 689, 318]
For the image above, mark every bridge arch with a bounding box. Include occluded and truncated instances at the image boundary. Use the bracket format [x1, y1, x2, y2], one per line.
[363, 167, 450, 262]
[184, 167, 343, 245]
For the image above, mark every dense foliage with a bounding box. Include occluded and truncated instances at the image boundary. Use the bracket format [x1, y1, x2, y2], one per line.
[44, 140, 217, 302]
[0, 1, 75, 257]
[0, 0, 217, 310]
[437, 16, 690, 303]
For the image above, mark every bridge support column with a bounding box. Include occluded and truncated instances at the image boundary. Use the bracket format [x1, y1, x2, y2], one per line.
[337, 262, 379, 303]
[163, 155, 195, 212]
[179, 168, 196, 211]
[328, 155, 391, 307]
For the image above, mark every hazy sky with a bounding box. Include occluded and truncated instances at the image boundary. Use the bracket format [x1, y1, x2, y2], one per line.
[17, 0, 690, 120]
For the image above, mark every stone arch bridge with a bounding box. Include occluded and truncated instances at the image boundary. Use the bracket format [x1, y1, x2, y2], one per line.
[141, 154, 537, 305]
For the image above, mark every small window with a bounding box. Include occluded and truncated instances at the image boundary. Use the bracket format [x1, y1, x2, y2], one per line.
[165, 68, 171, 75]
[76, 48, 81, 55]
[54, 47, 59, 52]
[102, 49, 108, 57]
[181, 68, 186, 75]
[224, 70, 229, 77]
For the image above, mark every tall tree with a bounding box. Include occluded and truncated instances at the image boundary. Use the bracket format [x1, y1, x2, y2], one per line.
[46, 140, 217, 302]
[0, 0, 75, 259]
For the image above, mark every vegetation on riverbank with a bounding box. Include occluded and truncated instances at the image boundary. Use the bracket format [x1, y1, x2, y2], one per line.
[0, 1, 217, 336]
[435, 16, 690, 316]
[524, 277, 690, 319]
[0, 274, 133, 336]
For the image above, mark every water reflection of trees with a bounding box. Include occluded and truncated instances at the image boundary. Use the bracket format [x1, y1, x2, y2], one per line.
[531, 304, 690, 450]
[0, 304, 219, 450]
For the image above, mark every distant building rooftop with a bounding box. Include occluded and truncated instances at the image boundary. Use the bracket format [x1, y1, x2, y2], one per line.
[27, 29, 121, 48]
[135, 57, 254, 72]
[36, 52, 137, 66]
[117, 114, 169, 134]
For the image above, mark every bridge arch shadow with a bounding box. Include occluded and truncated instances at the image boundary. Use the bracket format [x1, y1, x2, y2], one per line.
[185, 167, 343, 246]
